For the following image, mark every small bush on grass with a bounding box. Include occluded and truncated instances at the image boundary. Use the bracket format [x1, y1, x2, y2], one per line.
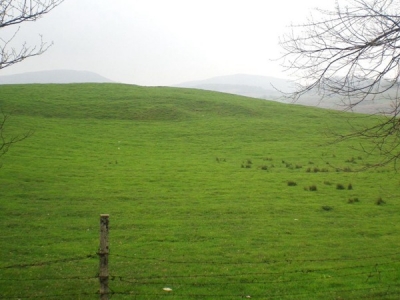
[348, 197, 359, 204]
[345, 157, 356, 163]
[309, 185, 317, 191]
[287, 181, 297, 186]
[322, 205, 333, 211]
[242, 160, 252, 168]
[375, 197, 386, 205]
[336, 183, 345, 190]
[347, 183, 353, 190]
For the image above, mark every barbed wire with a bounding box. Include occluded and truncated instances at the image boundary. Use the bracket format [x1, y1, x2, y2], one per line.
[108, 260, 399, 282]
[0, 275, 97, 281]
[1, 292, 98, 299]
[111, 251, 400, 265]
[111, 267, 397, 286]
[1, 251, 399, 299]
[0, 253, 96, 270]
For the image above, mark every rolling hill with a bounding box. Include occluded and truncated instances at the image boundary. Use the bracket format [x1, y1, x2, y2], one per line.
[0, 83, 399, 299]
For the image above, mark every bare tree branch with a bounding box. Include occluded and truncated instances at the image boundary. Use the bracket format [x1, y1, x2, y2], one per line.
[280, 0, 400, 167]
[0, 0, 63, 70]
[0, 0, 64, 161]
[0, 112, 33, 158]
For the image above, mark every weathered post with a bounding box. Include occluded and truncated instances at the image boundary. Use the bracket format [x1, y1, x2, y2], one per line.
[99, 214, 109, 300]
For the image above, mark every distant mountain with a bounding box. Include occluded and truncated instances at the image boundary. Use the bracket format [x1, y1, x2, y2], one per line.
[0, 69, 114, 84]
[173, 74, 294, 100]
[174, 74, 394, 114]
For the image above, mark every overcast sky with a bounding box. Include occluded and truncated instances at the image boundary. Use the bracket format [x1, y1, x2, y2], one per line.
[1, 0, 335, 86]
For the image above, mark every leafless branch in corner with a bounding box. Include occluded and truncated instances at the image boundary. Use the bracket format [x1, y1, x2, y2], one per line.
[279, 0, 400, 168]
[0, 1, 64, 162]
[0, 0, 64, 70]
[0, 112, 33, 160]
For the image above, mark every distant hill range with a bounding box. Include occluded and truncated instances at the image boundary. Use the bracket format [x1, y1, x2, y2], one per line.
[174, 74, 292, 100]
[174, 74, 394, 114]
[0, 69, 114, 84]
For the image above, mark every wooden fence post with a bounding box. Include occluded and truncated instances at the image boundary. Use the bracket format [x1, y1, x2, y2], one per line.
[99, 214, 109, 300]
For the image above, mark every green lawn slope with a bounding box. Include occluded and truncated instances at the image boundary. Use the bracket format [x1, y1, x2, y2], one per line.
[0, 83, 399, 299]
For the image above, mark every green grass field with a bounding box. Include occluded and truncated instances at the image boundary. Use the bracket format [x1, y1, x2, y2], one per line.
[0, 83, 399, 299]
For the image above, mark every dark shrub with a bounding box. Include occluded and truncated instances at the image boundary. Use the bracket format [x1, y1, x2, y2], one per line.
[322, 206, 333, 211]
[309, 185, 317, 191]
[336, 183, 345, 190]
[348, 197, 359, 204]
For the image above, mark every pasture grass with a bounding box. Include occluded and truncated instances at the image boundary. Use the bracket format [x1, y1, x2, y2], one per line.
[0, 83, 399, 299]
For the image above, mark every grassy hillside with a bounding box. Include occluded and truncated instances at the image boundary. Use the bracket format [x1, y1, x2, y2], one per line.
[0, 83, 399, 299]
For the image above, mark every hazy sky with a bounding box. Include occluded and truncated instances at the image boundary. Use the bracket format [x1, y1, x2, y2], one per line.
[1, 0, 335, 86]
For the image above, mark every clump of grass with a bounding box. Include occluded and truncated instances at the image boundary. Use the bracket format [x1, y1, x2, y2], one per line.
[306, 167, 329, 173]
[295, 164, 302, 169]
[242, 159, 252, 168]
[336, 183, 345, 190]
[287, 180, 297, 186]
[260, 165, 268, 171]
[348, 197, 359, 204]
[345, 157, 356, 163]
[375, 197, 386, 205]
[347, 183, 353, 190]
[263, 157, 273, 161]
[309, 185, 317, 191]
[322, 205, 333, 211]
[323, 181, 332, 186]
[336, 167, 353, 172]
